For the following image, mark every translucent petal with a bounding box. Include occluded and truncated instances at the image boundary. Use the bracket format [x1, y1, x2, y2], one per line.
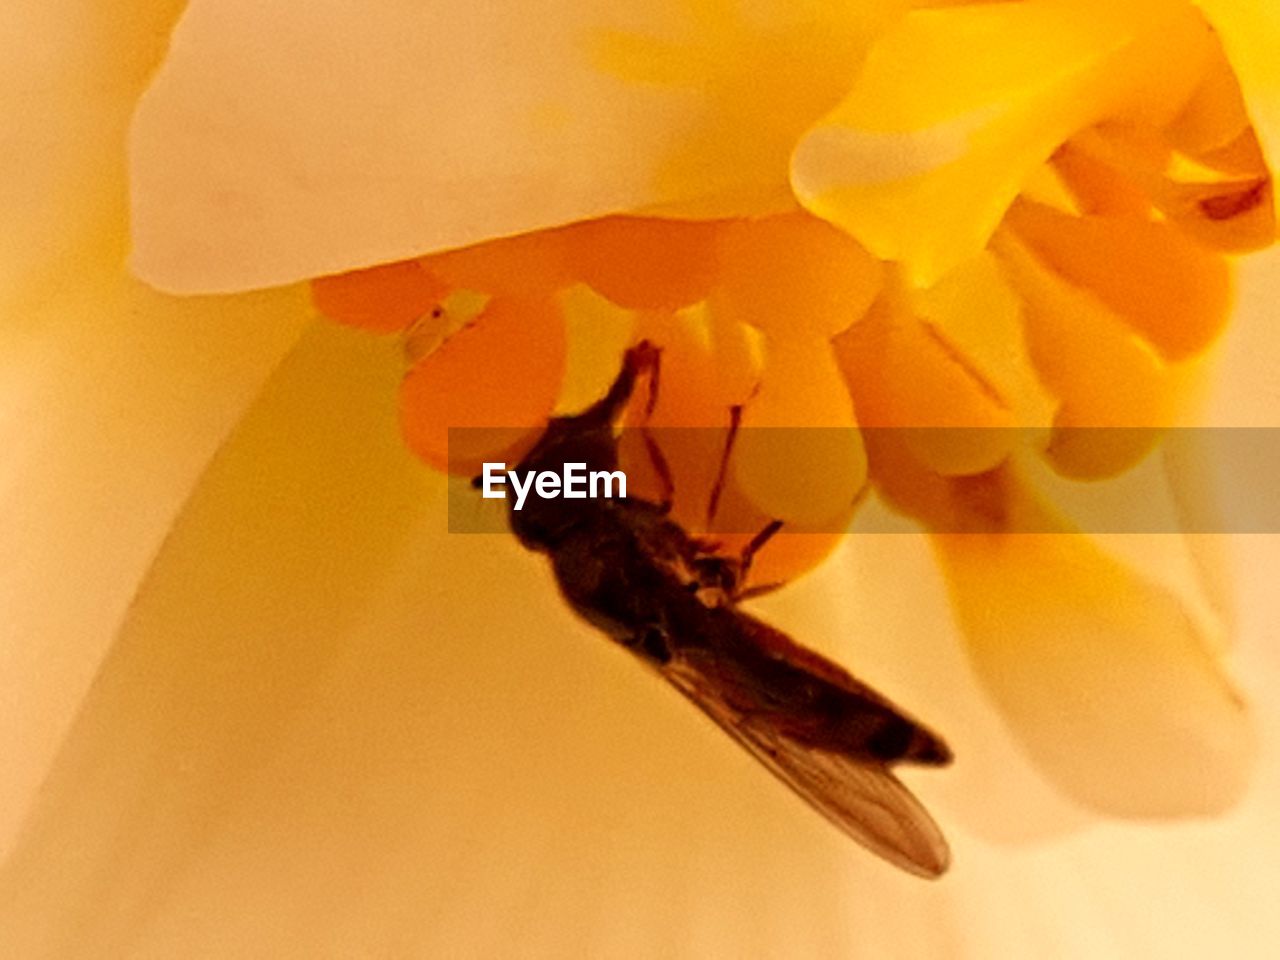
[791, 0, 1214, 285]
[129, 0, 904, 293]
[1158, 432, 1237, 652]
[0, 0, 308, 862]
[0, 271, 307, 866]
[931, 474, 1256, 818]
[1173, 247, 1280, 647]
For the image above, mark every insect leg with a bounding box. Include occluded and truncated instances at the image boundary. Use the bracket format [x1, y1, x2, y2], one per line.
[686, 517, 786, 603]
[640, 430, 676, 513]
[705, 404, 743, 531]
[741, 518, 783, 568]
[732, 580, 786, 602]
[618, 341, 680, 512]
[732, 518, 784, 599]
[640, 340, 662, 419]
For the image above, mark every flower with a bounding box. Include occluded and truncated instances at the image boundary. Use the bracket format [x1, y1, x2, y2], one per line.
[2, 0, 1280, 956]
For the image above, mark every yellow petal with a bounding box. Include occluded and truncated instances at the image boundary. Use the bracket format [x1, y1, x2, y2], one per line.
[0, 0, 308, 861]
[0, 321, 929, 955]
[994, 227, 1180, 479]
[129, 0, 904, 293]
[5, 322, 1279, 954]
[734, 336, 867, 527]
[791, 0, 1214, 285]
[895, 254, 1055, 476]
[0, 0, 186, 297]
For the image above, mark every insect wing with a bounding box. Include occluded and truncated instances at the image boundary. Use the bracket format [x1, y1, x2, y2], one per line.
[662, 655, 951, 878]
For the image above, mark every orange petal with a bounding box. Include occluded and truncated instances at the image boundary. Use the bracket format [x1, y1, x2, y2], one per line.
[568, 217, 725, 311]
[419, 229, 577, 297]
[1005, 198, 1231, 363]
[311, 261, 448, 334]
[400, 296, 566, 474]
[618, 310, 741, 530]
[710, 212, 881, 338]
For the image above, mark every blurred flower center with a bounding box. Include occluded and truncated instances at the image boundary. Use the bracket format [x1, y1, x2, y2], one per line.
[309, 1, 1272, 591]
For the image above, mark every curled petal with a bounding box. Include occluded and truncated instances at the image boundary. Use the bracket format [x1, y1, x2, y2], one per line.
[130, 0, 903, 293]
[791, 0, 1215, 285]
[993, 227, 1185, 479]
[1004, 200, 1232, 364]
[1193, 0, 1280, 229]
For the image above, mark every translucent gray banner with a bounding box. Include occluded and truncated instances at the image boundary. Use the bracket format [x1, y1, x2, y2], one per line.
[445, 427, 1280, 534]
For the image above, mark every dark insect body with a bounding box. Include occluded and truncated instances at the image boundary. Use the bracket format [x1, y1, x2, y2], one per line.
[502, 342, 952, 877]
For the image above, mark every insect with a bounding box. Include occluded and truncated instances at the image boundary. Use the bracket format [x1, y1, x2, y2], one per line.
[499, 341, 953, 877]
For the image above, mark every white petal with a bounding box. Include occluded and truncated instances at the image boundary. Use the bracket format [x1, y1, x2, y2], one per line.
[129, 0, 902, 293]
